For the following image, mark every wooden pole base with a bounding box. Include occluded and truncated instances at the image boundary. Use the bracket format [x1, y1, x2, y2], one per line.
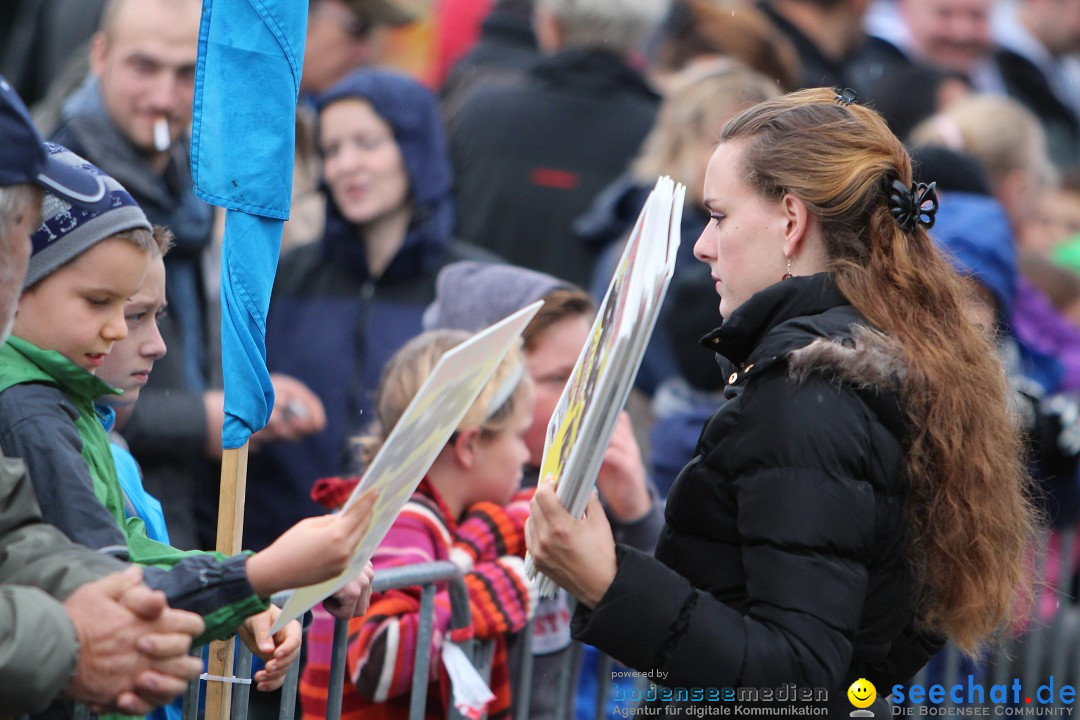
[204, 444, 249, 720]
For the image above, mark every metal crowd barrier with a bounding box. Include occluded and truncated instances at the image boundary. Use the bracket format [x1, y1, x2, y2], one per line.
[176, 561, 486, 720]
[161, 560, 628, 720]
[82, 528, 1080, 720]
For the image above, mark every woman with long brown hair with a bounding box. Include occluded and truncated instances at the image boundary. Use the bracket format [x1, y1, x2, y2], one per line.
[526, 87, 1037, 713]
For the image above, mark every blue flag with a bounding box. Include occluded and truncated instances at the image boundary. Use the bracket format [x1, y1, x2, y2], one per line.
[190, 0, 307, 448]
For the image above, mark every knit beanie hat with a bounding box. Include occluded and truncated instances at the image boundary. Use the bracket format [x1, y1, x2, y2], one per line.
[25, 143, 152, 288]
[422, 261, 574, 332]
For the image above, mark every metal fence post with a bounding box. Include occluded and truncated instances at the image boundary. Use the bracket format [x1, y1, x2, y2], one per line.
[594, 653, 613, 719]
[325, 617, 351, 720]
[233, 642, 254, 720]
[1047, 527, 1077, 682]
[278, 653, 301, 720]
[411, 583, 438, 720]
[182, 647, 203, 720]
[514, 619, 535, 720]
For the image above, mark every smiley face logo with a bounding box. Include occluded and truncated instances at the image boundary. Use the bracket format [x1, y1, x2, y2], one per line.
[848, 678, 877, 709]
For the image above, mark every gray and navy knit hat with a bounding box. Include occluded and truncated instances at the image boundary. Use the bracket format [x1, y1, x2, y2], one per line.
[25, 144, 151, 289]
[422, 261, 574, 332]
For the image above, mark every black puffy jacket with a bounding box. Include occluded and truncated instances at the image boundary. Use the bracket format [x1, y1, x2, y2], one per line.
[573, 273, 941, 713]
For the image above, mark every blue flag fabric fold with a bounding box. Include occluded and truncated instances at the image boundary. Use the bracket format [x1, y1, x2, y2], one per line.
[191, 0, 307, 448]
[218, 211, 282, 448]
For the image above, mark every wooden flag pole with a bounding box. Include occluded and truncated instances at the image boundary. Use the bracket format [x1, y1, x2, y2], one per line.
[205, 443, 250, 720]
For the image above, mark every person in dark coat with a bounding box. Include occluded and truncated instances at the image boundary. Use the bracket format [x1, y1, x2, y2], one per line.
[526, 88, 1037, 715]
[753, 0, 895, 93]
[449, 0, 667, 287]
[440, 0, 540, 132]
[245, 69, 495, 551]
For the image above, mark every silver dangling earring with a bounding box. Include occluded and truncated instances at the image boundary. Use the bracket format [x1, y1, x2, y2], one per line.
[782, 257, 792, 280]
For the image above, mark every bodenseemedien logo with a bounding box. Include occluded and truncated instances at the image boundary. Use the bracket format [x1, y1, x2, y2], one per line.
[849, 678, 877, 717]
[607, 680, 830, 716]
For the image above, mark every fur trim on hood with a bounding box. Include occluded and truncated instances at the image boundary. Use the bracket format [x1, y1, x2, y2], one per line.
[787, 325, 906, 391]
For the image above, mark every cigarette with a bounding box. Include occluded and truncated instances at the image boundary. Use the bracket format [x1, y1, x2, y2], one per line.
[153, 117, 170, 153]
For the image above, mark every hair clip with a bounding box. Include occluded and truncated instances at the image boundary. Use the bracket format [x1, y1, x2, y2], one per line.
[834, 88, 857, 106]
[889, 179, 938, 233]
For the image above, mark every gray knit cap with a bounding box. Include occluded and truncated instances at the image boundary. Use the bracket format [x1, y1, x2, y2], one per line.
[25, 143, 151, 288]
[422, 261, 574, 332]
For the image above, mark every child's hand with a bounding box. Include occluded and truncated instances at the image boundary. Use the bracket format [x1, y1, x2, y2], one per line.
[245, 489, 378, 596]
[238, 606, 302, 692]
[322, 561, 375, 619]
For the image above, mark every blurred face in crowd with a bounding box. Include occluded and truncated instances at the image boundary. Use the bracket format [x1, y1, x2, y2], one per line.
[97, 254, 167, 407]
[523, 315, 591, 467]
[302, 0, 384, 95]
[319, 98, 410, 228]
[90, 0, 201, 155]
[0, 186, 40, 342]
[1022, 188, 1080, 254]
[998, 156, 1053, 234]
[901, 0, 993, 75]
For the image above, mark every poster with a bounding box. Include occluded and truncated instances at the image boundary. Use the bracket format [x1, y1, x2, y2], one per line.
[527, 177, 685, 595]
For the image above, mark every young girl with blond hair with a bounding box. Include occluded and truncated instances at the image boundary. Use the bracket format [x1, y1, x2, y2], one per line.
[300, 330, 538, 720]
